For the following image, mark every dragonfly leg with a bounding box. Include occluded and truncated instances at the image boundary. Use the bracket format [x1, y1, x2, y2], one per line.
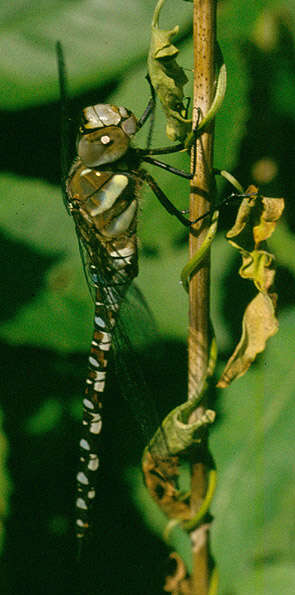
[137, 75, 156, 130]
[141, 155, 193, 179]
[139, 116, 199, 179]
[136, 76, 157, 150]
[137, 96, 155, 130]
[141, 170, 192, 227]
[190, 191, 259, 225]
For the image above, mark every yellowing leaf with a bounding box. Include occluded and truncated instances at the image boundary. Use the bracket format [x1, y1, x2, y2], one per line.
[253, 195, 285, 245]
[228, 246, 275, 293]
[226, 185, 285, 251]
[218, 185, 285, 387]
[217, 293, 278, 388]
[164, 552, 191, 594]
[226, 185, 258, 239]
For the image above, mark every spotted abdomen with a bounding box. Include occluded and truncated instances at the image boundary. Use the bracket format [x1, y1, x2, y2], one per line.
[67, 163, 139, 540]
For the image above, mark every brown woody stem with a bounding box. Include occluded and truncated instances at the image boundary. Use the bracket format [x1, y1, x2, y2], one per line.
[188, 1, 217, 593]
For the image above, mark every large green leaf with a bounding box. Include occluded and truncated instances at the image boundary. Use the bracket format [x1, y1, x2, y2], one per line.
[0, 0, 192, 109]
[211, 309, 295, 593]
[0, 163, 191, 349]
[0, 0, 290, 350]
[0, 173, 92, 351]
[239, 564, 295, 595]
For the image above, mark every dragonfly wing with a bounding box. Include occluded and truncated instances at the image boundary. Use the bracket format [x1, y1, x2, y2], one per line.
[56, 42, 76, 212]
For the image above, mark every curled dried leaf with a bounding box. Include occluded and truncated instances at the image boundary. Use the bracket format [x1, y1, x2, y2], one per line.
[253, 195, 285, 245]
[228, 244, 276, 293]
[218, 185, 284, 387]
[217, 292, 278, 388]
[226, 185, 258, 239]
[146, 396, 215, 461]
[142, 450, 191, 520]
[164, 553, 191, 594]
[142, 395, 215, 519]
[226, 185, 285, 250]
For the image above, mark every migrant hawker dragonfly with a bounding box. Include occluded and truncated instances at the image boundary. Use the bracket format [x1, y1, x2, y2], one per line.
[57, 43, 196, 543]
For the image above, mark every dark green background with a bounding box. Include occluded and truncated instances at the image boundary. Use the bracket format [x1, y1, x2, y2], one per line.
[1, 1, 295, 593]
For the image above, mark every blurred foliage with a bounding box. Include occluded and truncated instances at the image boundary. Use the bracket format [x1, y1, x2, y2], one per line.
[0, 1, 295, 594]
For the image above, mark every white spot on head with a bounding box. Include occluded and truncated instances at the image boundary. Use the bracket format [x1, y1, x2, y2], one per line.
[76, 498, 87, 510]
[101, 135, 111, 145]
[77, 472, 89, 485]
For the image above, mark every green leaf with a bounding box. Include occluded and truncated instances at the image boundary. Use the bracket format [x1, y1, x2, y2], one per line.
[0, 173, 92, 351]
[125, 466, 193, 573]
[0, 0, 192, 109]
[214, 0, 280, 172]
[211, 309, 295, 593]
[239, 564, 295, 595]
[25, 399, 63, 434]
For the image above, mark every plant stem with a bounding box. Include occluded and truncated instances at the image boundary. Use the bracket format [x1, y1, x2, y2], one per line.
[188, 1, 216, 593]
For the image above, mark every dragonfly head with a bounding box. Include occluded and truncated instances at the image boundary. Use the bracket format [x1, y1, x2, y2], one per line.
[77, 104, 137, 167]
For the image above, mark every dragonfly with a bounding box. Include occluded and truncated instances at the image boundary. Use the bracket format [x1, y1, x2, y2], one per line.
[56, 43, 198, 544]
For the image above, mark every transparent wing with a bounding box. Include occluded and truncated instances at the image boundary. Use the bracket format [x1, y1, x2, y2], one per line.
[75, 226, 162, 447]
[75, 230, 135, 308]
[56, 42, 76, 212]
[76, 232, 97, 304]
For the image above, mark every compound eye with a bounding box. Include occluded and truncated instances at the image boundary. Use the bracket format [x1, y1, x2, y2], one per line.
[77, 126, 129, 167]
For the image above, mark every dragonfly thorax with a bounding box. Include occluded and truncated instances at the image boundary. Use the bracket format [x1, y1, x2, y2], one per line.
[77, 104, 137, 167]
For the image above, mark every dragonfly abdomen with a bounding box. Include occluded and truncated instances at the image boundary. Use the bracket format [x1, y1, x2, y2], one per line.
[75, 290, 112, 539]
[67, 163, 139, 540]
[76, 252, 138, 538]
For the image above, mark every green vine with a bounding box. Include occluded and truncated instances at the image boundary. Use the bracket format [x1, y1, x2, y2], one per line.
[143, 2, 285, 594]
[148, 0, 227, 143]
